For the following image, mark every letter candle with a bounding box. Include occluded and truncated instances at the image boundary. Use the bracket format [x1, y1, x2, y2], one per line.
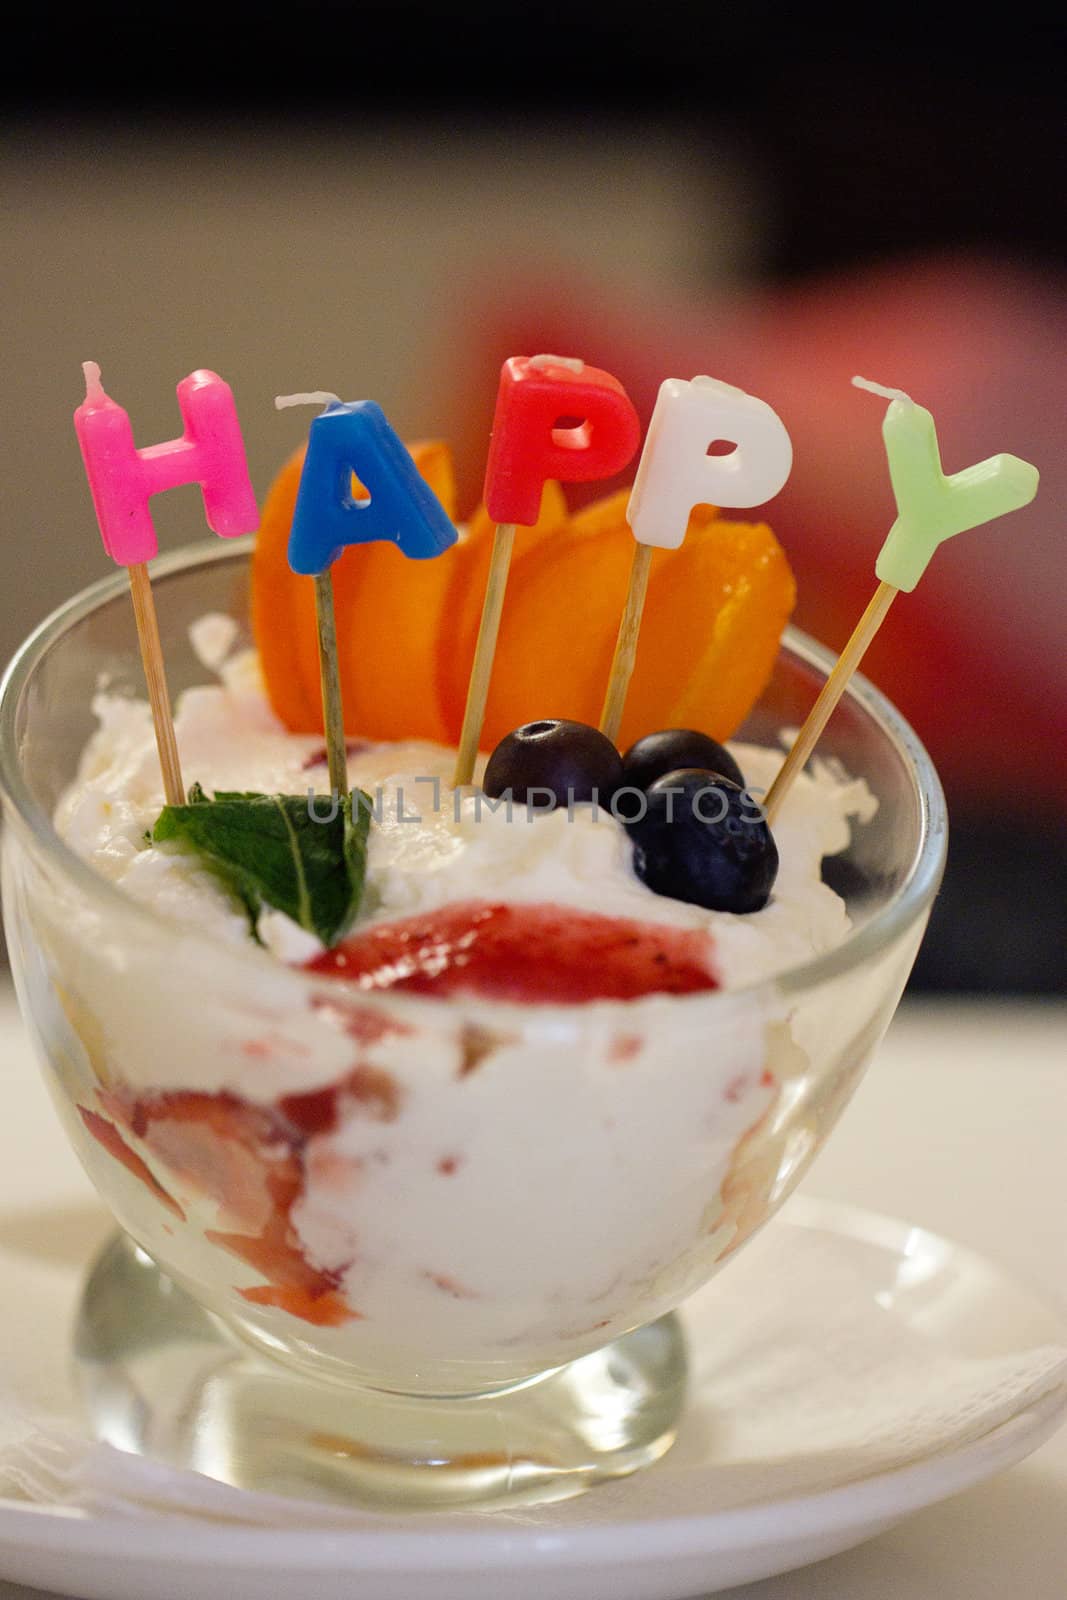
[453, 355, 641, 788]
[73, 363, 259, 805]
[281, 392, 457, 800]
[600, 376, 793, 744]
[763, 377, 1040, 822]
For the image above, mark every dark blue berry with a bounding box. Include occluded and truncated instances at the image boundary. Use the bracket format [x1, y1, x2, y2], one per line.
[621, 728, 744, 793]
[624, 768, 777, 914]
[483, 720, 622, 809]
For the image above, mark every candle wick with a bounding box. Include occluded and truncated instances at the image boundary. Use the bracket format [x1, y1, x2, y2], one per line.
[82, 360, 106, 404]
[852, 374, 912, 404]
[275, 391, 342, 411]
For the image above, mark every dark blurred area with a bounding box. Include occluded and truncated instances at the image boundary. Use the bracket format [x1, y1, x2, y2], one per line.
[2, 6, 1065, 991]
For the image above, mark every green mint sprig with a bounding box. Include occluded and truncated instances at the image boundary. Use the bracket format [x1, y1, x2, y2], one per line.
[152, 784, 371, 948]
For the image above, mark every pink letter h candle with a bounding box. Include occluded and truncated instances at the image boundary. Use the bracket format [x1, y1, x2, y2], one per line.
[72, 361, 258, 808]
[74, 362, 259, 565]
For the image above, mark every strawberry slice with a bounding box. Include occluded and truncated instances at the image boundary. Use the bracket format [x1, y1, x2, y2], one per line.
[238, 1285, 355, 1326]
[78, 1107, 185, 1220]
[94, 1088, 359, 1326]
[132, 1091, 296, 1235]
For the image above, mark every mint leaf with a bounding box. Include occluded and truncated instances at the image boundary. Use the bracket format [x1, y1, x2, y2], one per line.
[152, 786, 371, 947]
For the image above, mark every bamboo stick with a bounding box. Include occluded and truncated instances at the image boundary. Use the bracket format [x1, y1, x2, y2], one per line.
[314, 570, 350, 801]
[128, 561, 184, 807]
[599, 541, 653, 745]
[764, 579, 898, 824]
[453, 522, 516, 788]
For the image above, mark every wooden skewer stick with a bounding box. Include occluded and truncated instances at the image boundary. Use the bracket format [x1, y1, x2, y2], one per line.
[599, 541, 653, 746]
[313, 571, 350, 801]
[127, 561, 184, 807]
[453, 522, 516, 788]
[763, 579, 899, 825]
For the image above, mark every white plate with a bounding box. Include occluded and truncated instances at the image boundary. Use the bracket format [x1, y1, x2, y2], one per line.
[1, 1182, 1065, 1600]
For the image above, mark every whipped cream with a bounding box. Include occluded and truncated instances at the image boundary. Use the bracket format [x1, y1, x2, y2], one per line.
[56, 619, 874, 989]
[39, 619, 885, 1388]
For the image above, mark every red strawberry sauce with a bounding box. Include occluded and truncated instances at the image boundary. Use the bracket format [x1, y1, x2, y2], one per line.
[308, 900, 719, 1002]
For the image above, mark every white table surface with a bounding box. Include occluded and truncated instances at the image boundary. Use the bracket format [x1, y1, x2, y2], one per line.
[0, 984, 1064, 1600]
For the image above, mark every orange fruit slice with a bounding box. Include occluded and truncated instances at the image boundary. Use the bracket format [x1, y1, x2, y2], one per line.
[621, 519, 796, 749]
[436, 481, 570, 740]
[453, 496, 781, 756]
[454, 496, 639, 750]
[253, 443, 795, 758]
[252, 440, 459, 743]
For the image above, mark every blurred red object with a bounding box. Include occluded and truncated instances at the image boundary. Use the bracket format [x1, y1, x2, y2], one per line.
[440, 255, 1067, 818]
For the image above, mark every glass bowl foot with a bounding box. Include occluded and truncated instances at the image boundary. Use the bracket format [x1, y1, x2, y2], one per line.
[74, 1232, 687, 1511]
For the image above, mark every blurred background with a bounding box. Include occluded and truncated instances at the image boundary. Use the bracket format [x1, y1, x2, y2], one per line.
[2, 6, 1065, 991]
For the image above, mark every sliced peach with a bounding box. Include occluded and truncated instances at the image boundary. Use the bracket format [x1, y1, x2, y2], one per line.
[436, 480, 570, 740]
[252, 440, 460, 741]
[254, 442, 794, 760]
[453, 500, 780, 756]
[620, 519, 796, 749]
[454, 508, 641, 750]
[567, 489, 717, 541]
[567, 486, 632, 539]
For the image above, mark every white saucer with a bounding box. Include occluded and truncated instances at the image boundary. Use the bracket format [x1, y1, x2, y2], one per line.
[1, 1171, 1065, 1600]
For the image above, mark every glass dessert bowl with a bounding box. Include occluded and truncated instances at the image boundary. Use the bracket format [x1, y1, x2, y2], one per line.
[0, 539, 946, 1510]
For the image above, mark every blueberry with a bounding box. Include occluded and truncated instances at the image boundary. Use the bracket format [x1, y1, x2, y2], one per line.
[621, 728, 745, 793]
[483, 719, 622, 809]
[625, 768, 778, 914]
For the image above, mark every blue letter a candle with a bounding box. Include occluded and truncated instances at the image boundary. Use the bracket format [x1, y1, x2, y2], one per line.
[288, 400, 457, 576]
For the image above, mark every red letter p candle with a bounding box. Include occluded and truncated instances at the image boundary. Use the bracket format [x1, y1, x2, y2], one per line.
[484, 354, 641, 526]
